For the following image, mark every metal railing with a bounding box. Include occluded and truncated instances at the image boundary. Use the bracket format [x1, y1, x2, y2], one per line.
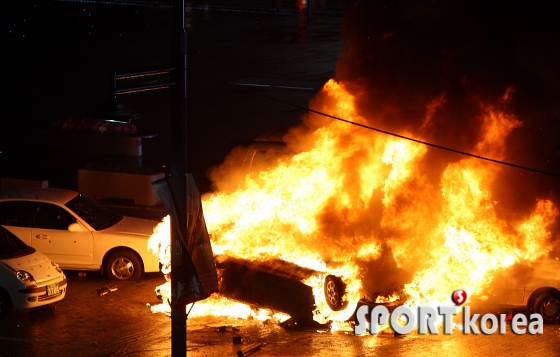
[50, 0, 354, 17]
[114, 68, 176, 98]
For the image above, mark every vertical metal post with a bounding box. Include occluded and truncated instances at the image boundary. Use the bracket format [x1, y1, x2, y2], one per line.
[112, 71, 117, 102]
[170, 0, 188, 356]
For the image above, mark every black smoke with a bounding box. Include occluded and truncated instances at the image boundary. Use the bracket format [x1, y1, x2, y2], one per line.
[334, 0, 560, 221]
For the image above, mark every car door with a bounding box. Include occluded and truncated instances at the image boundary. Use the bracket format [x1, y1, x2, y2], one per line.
[489, 263, 528, 306]
[0, 200, 34, 245]
[29, 201, 94, 268]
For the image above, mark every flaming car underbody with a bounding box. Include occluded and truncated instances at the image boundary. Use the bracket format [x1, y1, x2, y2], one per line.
[215, 254, 348, 323]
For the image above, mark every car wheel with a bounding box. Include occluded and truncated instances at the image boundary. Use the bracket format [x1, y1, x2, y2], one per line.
[104, 251, 143, 281]
[0, 288, 12, 318]
[324, 275, 348, 311]
[534, 292, 560, 324]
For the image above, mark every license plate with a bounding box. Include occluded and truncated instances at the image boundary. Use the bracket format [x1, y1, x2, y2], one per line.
[46, 283, 59, 296]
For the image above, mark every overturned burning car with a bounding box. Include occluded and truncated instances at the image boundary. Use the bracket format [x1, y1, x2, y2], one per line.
[214, 254, 349, 322]
[153, 252, 354, 323]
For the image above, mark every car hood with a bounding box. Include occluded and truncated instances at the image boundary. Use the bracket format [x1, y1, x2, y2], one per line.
[1, 251, 63, 284]
[103, 216, 159, 237]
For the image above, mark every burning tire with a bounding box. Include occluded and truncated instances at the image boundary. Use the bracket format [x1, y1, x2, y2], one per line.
[534, 292, 560, 324]
[324, 275, 347, 311]
[104, 250, 143, 281]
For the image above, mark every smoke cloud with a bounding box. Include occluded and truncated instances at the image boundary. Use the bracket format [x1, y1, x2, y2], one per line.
[329, 0, 560, 219]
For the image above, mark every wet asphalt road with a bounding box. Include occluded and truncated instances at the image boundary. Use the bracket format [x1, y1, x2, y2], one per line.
[0, 270, 170, 357]
[1, 269, 560, 357]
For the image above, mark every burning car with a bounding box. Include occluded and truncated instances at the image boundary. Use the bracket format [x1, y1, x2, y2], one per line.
[242, 127, 289, 171]
[490, 259, 560, 324]
[151, 253, 352, 323]
[215, 254, 349, 322]
[526, 260, 560, 324]
[148, 204, 357, 324]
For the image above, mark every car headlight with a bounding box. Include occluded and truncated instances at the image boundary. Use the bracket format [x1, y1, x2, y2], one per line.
[51, 261, 63, 274]
[16, 270, 34, 282]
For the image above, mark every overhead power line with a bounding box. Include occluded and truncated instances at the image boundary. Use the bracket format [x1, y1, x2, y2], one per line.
[188, 68, 560, 179]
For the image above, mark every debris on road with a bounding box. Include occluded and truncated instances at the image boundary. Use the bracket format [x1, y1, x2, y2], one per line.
[97, 286, 118, 296]
[237, 342, 262, 357]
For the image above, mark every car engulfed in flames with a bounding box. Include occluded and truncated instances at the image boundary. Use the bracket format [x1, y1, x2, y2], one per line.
[144, 0, 560, 333]
[148, 214, 362, 325]
[153, 254, 352, 323]
[147, 77, 560, 331]
[214, 254, 349, 323]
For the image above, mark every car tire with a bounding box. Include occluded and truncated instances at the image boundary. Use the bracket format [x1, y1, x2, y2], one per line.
[104, 250, 143, 281]
[533, 292, 560, 324]
[0, 287, 12, 318]
[324, 275, 348, 311]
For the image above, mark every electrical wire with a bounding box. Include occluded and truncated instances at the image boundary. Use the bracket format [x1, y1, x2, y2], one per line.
[187, 68, 560, 179]
[5, 62, 559, 179]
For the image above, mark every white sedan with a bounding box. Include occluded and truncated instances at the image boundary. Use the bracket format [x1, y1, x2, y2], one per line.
[0, 226, 67, 317]
[0, 188, 161, 280]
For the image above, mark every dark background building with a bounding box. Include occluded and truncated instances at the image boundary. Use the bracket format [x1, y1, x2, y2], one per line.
[0, 0, 351, 194]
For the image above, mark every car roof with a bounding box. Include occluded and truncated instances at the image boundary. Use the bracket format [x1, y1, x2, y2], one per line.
[253, 127, 288, 143]
[0, 187, 79, 204]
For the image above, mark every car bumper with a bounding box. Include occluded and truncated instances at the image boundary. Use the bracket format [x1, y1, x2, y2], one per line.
[12, 278, 67, 309]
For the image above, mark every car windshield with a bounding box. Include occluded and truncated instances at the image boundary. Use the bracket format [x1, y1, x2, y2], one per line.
[65, 194, 123, 230]
[0, 227, 35, 259]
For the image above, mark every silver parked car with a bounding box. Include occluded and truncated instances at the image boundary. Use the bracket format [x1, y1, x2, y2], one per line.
[0, 188, 161, 280]
[0, 226, 67, 317]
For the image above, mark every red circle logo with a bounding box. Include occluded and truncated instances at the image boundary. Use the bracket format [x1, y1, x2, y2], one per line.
[452, 289, 467, 306]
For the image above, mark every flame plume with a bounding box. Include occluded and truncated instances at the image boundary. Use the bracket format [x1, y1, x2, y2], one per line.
[149, 78, 558, 327]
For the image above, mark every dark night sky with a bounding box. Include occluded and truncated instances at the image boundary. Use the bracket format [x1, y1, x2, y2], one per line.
[2, 0, 560, 204]
[0, 1, 349, 192]
[336, 0, 560, 167]
[0, 1, 173, 127]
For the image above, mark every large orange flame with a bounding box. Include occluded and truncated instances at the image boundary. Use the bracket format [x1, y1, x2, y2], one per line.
[148, 79, 558, 328]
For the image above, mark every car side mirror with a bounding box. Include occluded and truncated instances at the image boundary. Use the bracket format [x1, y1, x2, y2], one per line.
[68, 222, 86, 232]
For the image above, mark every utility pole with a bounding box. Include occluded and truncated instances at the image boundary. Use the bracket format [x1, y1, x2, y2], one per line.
[170, 0, 188, 356]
